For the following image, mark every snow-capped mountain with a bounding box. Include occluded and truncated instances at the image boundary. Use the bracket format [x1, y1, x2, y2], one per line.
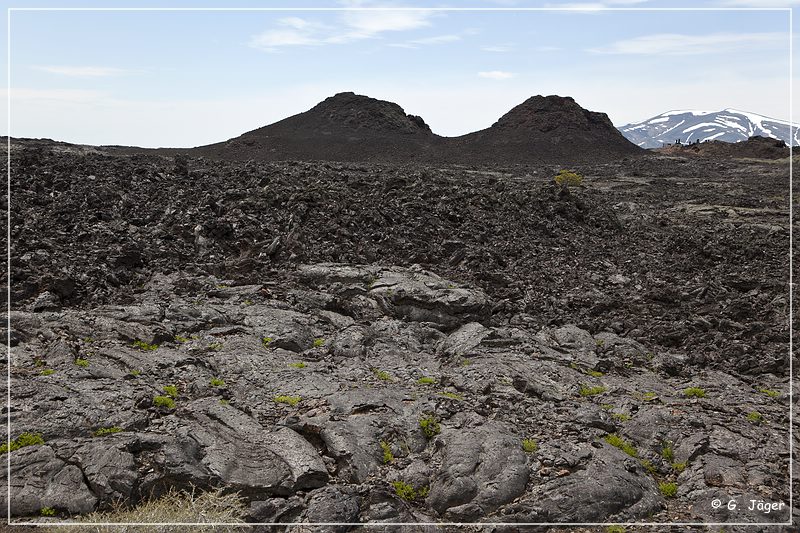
[619, 109, 799, 148]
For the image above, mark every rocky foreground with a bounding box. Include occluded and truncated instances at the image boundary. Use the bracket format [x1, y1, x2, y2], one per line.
[2, 143, 793, 530]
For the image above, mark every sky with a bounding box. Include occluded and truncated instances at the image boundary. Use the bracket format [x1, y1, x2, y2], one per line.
[0, 0, 796, 147]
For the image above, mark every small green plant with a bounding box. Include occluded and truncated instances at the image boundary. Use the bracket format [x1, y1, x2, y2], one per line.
[759, 388, 780, 399]
[243, 299, 254, 306]
[640, 459, 657, 475]
[274, 395, 301, 407]
[672, 461, 688, 473]
[417, 376, 437, 385]
[207, 342, 222, 351]
[554, 169, 584, 187]
[132, 340, 159, 351]
[601, 403, 614, 411]
[262, 336, 274, 347]
[174, 335, 189, 343]
[587, 370, 604, 378]
[392, 481, 428, 501]
[288, 362, 307, 369]
[642, 392, 658, 401]
[219, 399, 230, 406]
[460, 358, 472, 366]
[153, 396, 176, 409]
[683, 387, 706, 398]
[595, 339, 606, 348]
[0, 432, 45, 454]
[438, 391, 464, 401]
[34, 359, 45, 367]
[373, 369, 392, 381]
[380, 441, 394, 464]
[163, 385, 179, 399]
[579, 384, 607, 397]
[612, 413, 631, 422]
[746, 411, 763, 424]
[313, 338, 325, 348]
[93, 426, 122, 437]
[40, 368, 55, 376]
[659, 482, 678, 498]
[604, 434, 638, 457]
[40, 507, 56, 517]
[210, 377, 226, 387]
[606, 526, 626, 533]
[419, 415, 441, 438]
[74, 358, 89, 368]
[662, 442, 674, 462]
[522, 439, 538, 453]
[128, 369, 141, 377]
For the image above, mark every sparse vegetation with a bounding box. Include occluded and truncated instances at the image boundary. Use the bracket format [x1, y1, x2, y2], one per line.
[640, 459, 657, 475]
[153, 396, 176, 409]
[210, 377, 226, 387]
[417, 376, 437, 385]
[522, 438, 538, 453]
[642, 392, 658, 401]
[683, 387, 706, 398]
[132, 340, 159, 351]
[579, 384, 606, 397]
[604, 434, 638, 457]
[587, 369, 604, 378]
[40, 507, 56, 517]
[746, 411, 763, 424]
[261, 336, 273, 347]
[606, 526, 626, 533]
[0, 432, 45, 454]
[274, 395, 301, 407]
[219, 399, 230, 406]
[313, 338, 325, 348]
[373, 369, 392, 381]
[460, 358, 472, 366]
[288, 362, 307, 369]
[40, 368, 55, 376]
[659, 482, 678, 498]
[163, 385, 179, 398]
[392, 481, 428, 501]
[74, 358, 89, 368]
[93, 426, 123, 437]
[207, 342, 222, 351]
[661, 442, 674, 462]
[672, 461, 688, 473]
[438, 391, 463, 401]
[759, 388, 780, 399]
[174, 335, 189, 343]
[128, 369, 141, 377]
[612, 413, 631, 422]
[380, 441, 394, 464]
[419, 415, 441, 438]
[554, 169, 584, 187]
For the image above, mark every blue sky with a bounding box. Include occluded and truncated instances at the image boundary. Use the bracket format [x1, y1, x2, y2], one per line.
[1, 0, 795, 147]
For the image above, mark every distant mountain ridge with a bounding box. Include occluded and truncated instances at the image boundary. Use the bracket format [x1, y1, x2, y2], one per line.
[619, 109, 799, 148]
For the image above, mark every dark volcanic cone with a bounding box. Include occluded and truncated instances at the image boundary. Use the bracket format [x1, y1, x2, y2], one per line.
[196, 92, 441, 163]
[450, 95, 643, 164]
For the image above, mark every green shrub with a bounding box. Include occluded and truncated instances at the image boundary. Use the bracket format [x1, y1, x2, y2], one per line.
[640, 459, 657, 475]
[313, 338, 325, 348]
[604, 434, 637, 457]
[759, 388, 780, 399]
[288, 362, 307, 369]
[417, 377, 437, 385]
[554, 169, 584, 187]
[606, 526, 625, 533]
[207, 342, 222, 351]
[132, 340, 159, 351]
[746, 411, 763, 424]
[74, 358, 89, 368]
[460, 358, 472, 366]
[274, 395, 301, 407]
[672, 461, 688, 473]
[209, 377, 226, 388]
[419, 415, 441, 438]
[659, 482, 678, 498]
[392, 481, 428, 501]
[579, 384, 606, 397]
[0, 432, 45, 454]
[642, 392, 658, 401]
[373, 369, 392, 381]
[40, 507, 56, 517]
[612, 413, 631, 422]
[586, 370, 604, 378]
[658, 442, 673, 462]
[128, 369, 141, 377]
[522, 439, 538, 453]
[93, 426, 122, 437]
[153, 396, 176, 409]
[163, 385, 179, 399]
[437, 391, 463, 401]
[219, 399, 230, 406]
[40, 368, 55, 376]
[380, 441, 394, 464]
[261, 336, 273, 348]
[174, 335, 189, 343]
[683, 387, 706, 398]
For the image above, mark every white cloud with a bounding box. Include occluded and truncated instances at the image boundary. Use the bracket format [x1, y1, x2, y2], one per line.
[717, 0, 800, 5]
[544, 0, 649, 10]
[478, 70, 516, 80]
[481, 44, 514, 52]
[590, 32, 786, 55]
[390, 34, 461, 48]
[250, 7, 434, 51]
[31, 65, 133, 77]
